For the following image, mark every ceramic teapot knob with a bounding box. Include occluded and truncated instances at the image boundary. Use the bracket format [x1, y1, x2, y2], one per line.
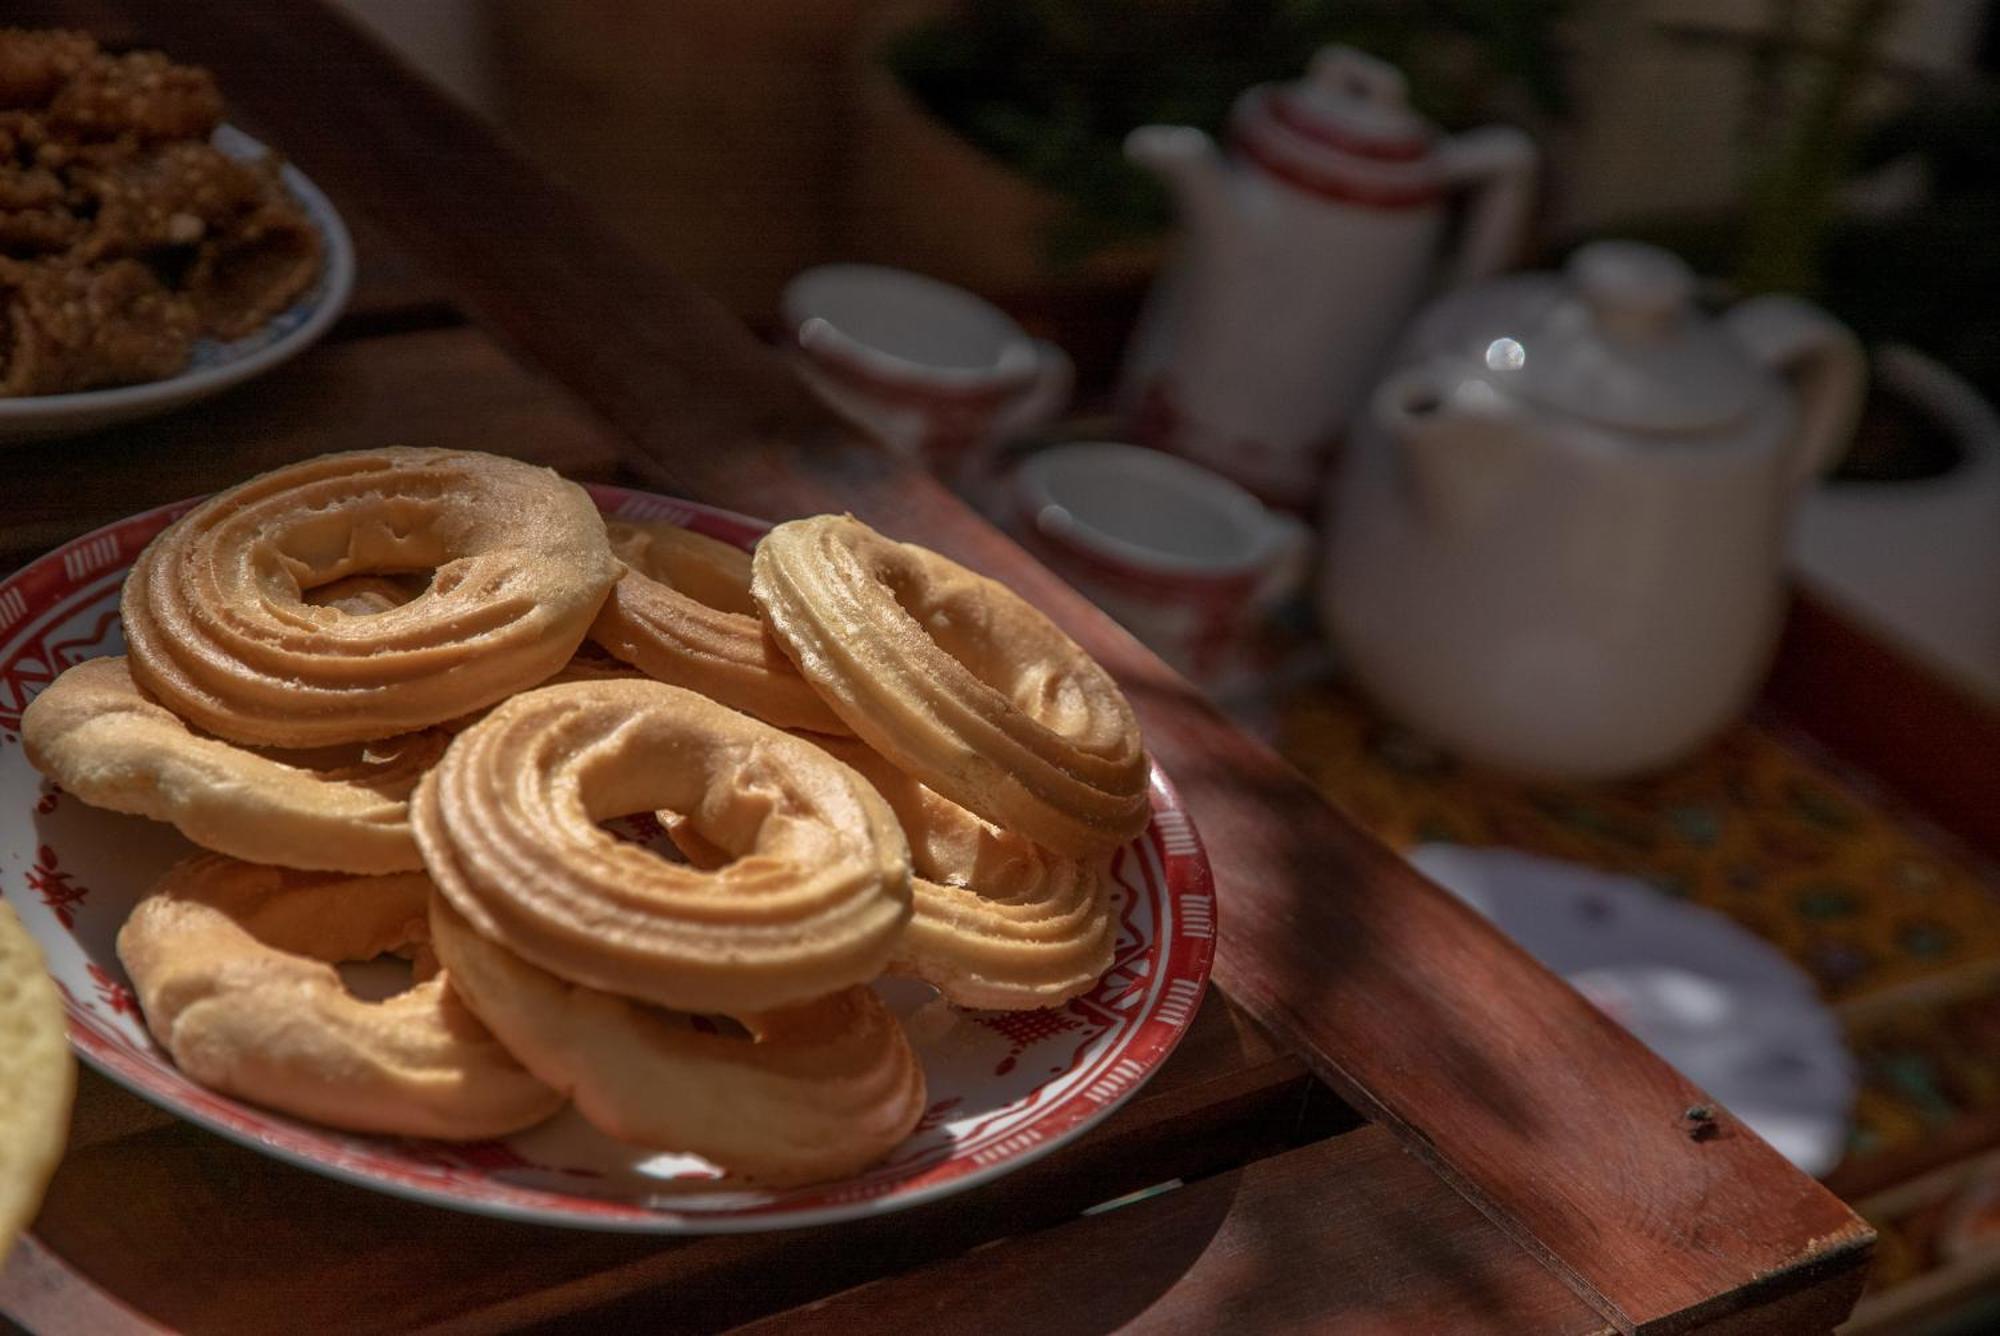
[1570, 241, 1694, 338]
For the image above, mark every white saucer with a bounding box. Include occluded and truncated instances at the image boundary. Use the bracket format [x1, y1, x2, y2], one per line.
[1410, 843, 1857, 1175]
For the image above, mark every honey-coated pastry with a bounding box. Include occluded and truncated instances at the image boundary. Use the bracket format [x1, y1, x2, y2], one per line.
[118, 856, 563, 1140]
[589, 519, 849, 734]
[45, 50, 222, 142]
[812, 738, 1116, 1010]
[431, 894, 925, 1187]
[70, 140, 269, 260]
[413, 679, 912, 1014]
[121, 447, 620, 747]
[183, 194, 321, 340]
[0, 30, 94, 111]
[0, 34, 324, 396]
[22, 656, 444, 873]
[752, 515, 1150, 856]
[0, 255, 196, 395]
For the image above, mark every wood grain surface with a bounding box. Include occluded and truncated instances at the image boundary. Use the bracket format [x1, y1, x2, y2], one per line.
[0, 327, 619, 572]
[3, 2, 1883, 1332]
[29, 1003, 1314, 1335]
[730, 1128, 1615, 1336]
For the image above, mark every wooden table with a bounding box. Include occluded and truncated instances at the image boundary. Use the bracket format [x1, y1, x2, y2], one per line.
[2, 3, 1875, 1331]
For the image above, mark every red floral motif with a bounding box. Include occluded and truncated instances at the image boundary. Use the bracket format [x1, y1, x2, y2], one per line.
[27, 843, 87, 928]
[87, 962, 138, 1017]
[972, 1007, 1086, 1076]
[34, 782, 60, 815]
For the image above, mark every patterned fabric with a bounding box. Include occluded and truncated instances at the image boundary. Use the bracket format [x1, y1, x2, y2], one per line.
[1277, 679, 2000, 1250]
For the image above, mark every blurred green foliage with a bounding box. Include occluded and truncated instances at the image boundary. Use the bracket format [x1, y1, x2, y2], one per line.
[887, 0, 1572, 267]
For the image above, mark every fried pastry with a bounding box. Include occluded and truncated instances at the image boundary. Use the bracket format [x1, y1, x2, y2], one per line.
[118, 856, 563, 1140]
[590, 518, 850, 734]
[23, 656, 444, 874]
[412, 678, 912, 1014]
[810, 738, 1116, 1010]
[752, 514, 1150, 856]
[46, 50, 222, 142]
[431, 893, 925, 1187]
[121, 447, 620, 746]
[0, 29, 95, 110]
[183, 192, 320, 339]
[0, 33, 322, 395]
[0, 255, 196, 395]
[71, 140, 269, 260]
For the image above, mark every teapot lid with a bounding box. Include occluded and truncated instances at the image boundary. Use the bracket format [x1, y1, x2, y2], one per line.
[1477, 242, 1765, 433]
[1272, 47, 1436, 162]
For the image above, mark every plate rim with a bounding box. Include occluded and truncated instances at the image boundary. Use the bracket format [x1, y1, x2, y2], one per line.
[0, 124, 357, 424]
[0, 486, 1219, 1233]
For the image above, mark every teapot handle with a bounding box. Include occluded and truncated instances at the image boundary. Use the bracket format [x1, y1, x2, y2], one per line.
[1437, 126, 1538, 287]
[1723, 295, 1867, 488]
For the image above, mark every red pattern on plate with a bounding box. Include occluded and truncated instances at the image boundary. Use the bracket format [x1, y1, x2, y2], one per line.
[28, 844, 87, 929]
[0, 487, 1219, 1232]
[86, 962, 138, 1018]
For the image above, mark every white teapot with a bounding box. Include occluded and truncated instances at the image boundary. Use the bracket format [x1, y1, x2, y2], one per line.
[1120, 46, 1537, 508]
[1322, 241, 1866, 779]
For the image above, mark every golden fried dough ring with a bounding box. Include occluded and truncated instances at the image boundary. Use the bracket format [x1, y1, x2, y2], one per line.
[118, 856, 562, 1140]
[812, 738, 1115, 1010]
[431, 894, 924, 1187]
[412, 679, 911, 1014]
[752, 515, 1150, 856]
[589, 519, 850, 735]
[0, 898, 74, 1259]
[303, 573, 425, 615]
[121, 447, 619, 747]
[23, 657, 444, 874]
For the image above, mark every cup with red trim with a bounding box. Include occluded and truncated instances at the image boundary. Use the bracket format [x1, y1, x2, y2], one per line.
[782, 265, 1073, 494]
[1012, 442, 1312, 687]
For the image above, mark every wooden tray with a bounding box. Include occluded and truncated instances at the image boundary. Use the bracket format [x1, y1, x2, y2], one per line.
[0, 3, 1930, 1331]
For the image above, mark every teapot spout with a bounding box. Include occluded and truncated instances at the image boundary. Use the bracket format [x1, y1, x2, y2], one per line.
[1371, 362, 1524, 531]
[1125, 124, 1233, 238]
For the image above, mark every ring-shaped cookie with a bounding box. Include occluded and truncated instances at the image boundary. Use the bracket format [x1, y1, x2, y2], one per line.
[412, 679, 911, 1014]
[431, 894, 925, 1187]
[121, 446, 619, 747]
[811, 738, 1115, 1010]
[751, 515, 1149, 856]
[117, 855, 563, 1140]
[24, 656, 445, 874]
[589, 520, 849, 734]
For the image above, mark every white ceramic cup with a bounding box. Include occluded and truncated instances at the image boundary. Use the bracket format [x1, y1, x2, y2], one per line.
[1012, 442, 1311, 684]
[781, 264, 1073, 492]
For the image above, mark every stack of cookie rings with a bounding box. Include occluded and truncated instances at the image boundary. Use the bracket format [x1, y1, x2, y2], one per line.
[22, 446, 1158, 1187]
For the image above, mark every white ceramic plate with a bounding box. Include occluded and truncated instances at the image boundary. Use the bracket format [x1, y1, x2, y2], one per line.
[0, 487, 1217, 1231]
[0, 125, 356, 443]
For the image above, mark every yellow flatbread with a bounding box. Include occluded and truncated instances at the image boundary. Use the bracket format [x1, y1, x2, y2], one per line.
[0, 900, 73, 1256]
